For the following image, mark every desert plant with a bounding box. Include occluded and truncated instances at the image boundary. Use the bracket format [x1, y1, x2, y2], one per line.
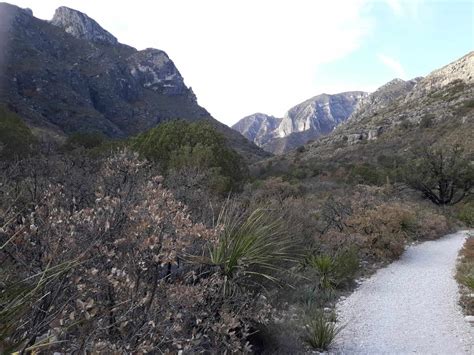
[402, 144, 473, 205]
[303, 310, 342, 351]
[307, 254, 336, 290]
[209, 206, 296, 292]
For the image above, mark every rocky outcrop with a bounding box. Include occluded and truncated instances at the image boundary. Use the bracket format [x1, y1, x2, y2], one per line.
[279, 92, 367, 137]
[233, 91, 367, 154]
[349, 78, 421, 122]
[295, 51, 474, 164]
[128, 49, 188, 96]
[232, 113, 281, 147]
[51, 6, 118, 45]
[0, 2, 268, 162]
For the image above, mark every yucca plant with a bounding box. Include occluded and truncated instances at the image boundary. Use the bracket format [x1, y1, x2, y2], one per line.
[209, 206, 296, 292]
[303, 309, 342, 351]
[306, 254, 336, 290]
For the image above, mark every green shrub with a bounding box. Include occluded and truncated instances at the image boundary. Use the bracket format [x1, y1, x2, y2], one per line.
[132, 120, 247, 192]
[303, 310, 342, 351]
[307, 254, 336, 290]
[350, 164, 385, 186]
[306, 247, 359, 290]
[459, 203, 474, 227]
[0, 106, 36, 159]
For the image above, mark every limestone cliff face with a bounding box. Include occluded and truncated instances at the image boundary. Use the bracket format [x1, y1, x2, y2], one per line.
[232, 113, 281, 147]
[0, 2, 267, 161]
[233, 92, 367, 154]
[51, 6, 118, 45]
[295, 51, 474, 162]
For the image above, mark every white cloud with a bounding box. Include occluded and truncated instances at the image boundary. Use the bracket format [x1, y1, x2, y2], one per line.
[377, 53, 407, 79]
[6, 0, 374, 125]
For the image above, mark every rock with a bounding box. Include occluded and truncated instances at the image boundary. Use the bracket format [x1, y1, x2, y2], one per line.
[128, 48, 187, 95]
[0, 3, 268, 162]
[233, 91, 368, 154]
[232, 113, 281, 147]
[51, 6, 118, 45]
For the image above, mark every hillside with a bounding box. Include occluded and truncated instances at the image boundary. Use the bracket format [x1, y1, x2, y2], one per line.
[0, 3, 268, 161]
[258, 52, 474, 172]
[233, 91, 367, 154]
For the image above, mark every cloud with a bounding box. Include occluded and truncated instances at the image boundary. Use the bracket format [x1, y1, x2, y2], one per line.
[377, 53, 407, 79]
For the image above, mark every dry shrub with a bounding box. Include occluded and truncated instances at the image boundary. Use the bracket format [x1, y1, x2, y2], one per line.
[0, 150, 271, 353]
[416, 209, 450, 240]
[347, 202, 416, 261]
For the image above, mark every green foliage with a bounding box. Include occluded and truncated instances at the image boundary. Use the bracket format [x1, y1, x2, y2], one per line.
[459, 203, 474, 227]
[303, 310, 342, 351]
[306, 248, 359, 290]
[0, 106, 36, 160]
[209, 207, 296, 292]
[350, 163, 386, 186]
[132, 120, 247, 192]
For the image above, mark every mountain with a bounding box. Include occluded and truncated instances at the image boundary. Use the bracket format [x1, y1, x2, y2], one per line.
[275, 51, 474, 165]
[232, 113, 281, 147]
[0, 3, 268, 161]
[233, 91, 367, 154]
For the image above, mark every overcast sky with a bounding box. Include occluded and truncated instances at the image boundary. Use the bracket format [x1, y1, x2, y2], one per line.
[5, 0, 474, 125]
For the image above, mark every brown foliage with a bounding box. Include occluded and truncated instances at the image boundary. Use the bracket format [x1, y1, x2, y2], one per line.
[0, 150, 270, 353]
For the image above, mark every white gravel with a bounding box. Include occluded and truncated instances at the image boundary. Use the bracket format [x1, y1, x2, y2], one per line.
[332, 230, 474, 354]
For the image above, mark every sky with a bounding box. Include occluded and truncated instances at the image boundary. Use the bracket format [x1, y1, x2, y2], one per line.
[5, 0, 474, 125]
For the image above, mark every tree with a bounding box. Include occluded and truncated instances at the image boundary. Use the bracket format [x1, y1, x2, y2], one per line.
[131, 120, 248, 192]
[403, 145, 473, 205]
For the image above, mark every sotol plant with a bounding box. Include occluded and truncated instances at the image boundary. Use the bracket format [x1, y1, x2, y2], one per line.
[209, 206, 296, 293]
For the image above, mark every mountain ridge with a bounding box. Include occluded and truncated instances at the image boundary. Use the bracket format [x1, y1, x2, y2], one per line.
[233, 91, 368, 154]
[0, 2, 268, 161]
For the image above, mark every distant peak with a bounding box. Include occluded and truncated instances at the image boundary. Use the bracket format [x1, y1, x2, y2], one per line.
[51, 6, 118, 45]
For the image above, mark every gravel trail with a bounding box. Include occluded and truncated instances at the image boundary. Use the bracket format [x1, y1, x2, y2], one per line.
[333, 230, 473, 354]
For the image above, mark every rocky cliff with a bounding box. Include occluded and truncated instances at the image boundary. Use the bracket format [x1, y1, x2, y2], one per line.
[289, 51, 474, 163]
[0, 3, 267, 161]
[233, 91, 367, 154]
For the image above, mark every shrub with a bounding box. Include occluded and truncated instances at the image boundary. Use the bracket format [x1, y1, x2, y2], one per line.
[132, 120, 247, 192]
[347, 202, 417, 261]
[209, 206, 296, 292]
[306, 247, 359, 290]
[458, 202, 474, 227]
[0, 150, 270, 353]
[0, 106, 36, 160]
[63, 132, 106, 150]
[303, 310, 341, 351]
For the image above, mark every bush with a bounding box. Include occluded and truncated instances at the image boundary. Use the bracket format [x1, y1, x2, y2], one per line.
[303, 310, 341, 351]
[0, 150, 271, 353]
[0, 106, 36, 159]
[459, 202, 474, 227]
[209, 206, 296, 292]
[132, 120, 247, 192]
[306, 247, 359, 290]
